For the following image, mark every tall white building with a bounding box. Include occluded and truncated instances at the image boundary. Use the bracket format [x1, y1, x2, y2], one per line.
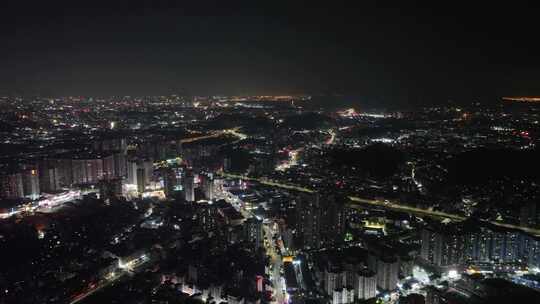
[201, 174, 214, 200]
[126, 160, 138, 185]
[356, 270, 377, 300]
[332, 287, 355, 304]
[183, 171, 195, 202]
[143, 160, 153, 185]
[297, 193, 321, 249]
[40, 166, 60, 193]
[325, 268, 344, 294]
[376, 257, 399, 291]
[22, 168, 40, 200]
[136, 168, 146, 194]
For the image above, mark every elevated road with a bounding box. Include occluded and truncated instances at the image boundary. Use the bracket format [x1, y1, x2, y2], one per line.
[218, 173, 540, 236]
[180, 127, 245, 144]
[219, 172, 314, 193]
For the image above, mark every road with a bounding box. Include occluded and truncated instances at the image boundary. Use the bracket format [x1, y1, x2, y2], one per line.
[1, 190, 91, 219]
[69, 272, 123, 304]
[217, 184, 286, 304]
[325, 129, 336, 145]
[180, 127, 246, 144]
[69, 253, 151, 304]
[218, 172, 540, 237]
[219, 172, 314, 193]
[264, 224, 286, 304]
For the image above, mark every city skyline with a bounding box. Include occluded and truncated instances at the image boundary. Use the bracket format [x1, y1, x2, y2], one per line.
[3, 3, 540, 304]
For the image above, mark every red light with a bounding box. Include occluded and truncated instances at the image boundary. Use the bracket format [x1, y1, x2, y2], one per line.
[520, 131, 531, 138]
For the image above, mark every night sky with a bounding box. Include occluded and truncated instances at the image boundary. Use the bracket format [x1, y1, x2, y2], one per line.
[1, 2, 539, 103]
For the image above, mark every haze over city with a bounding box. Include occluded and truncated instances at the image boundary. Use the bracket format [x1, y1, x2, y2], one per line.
[2, 2, 540, 102]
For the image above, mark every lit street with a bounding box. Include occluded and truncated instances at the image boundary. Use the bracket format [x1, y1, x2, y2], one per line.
[264, 224, 286, 304]
[69, 253, 151, 304]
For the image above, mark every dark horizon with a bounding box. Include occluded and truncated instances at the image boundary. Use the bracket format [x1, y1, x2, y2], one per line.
[2, 2, 540, 103]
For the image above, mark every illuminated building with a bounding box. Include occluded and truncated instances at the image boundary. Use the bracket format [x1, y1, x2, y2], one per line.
[297, 193, 322, 249]
[223, 157, 231, 172]
[244, 217, 263, 248]
[490, 232, 505, 261]
[183, 171, 195, 202]
[93, 138, 127, 153]
[399, 255, 414, 278]
[284, 261, 299, 293]
[256, 275, 263, 292]
[71, 158, 103, 184]
[296, 193, 347, 249]
[355, 270, 377, 300]
[161, 168, 177, 197]
[102, 154, 115, 179]
[423, 221, 540, 270]
[142, 160, 153, 185]
[201, 174, 214, 200]
[127, 159, 138, 185]
[520, 201, 537, 228]
[99, 178, 122, 201]
[332, 287, 355, 304]
[324, 267, 346, 295]
[421, 227, 436, 264]
[523, 235, 540, 268]
[22, 168, 40, 200]
[0, 172, 24, 199]
[504, 232, 520, 262]
[39, 165, 60, 193]
[376, 256, 399, 291]
[136, 167, 146, 193]
[197, 202, 219, 231]
[421, 225, 465, 270]
[320, 194, 347, 246]
[60, 151, 123, 185]
[113, 152, 126, 178]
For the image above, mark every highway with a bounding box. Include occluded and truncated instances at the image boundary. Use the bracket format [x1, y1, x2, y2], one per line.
[218, 173, 540, 237]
